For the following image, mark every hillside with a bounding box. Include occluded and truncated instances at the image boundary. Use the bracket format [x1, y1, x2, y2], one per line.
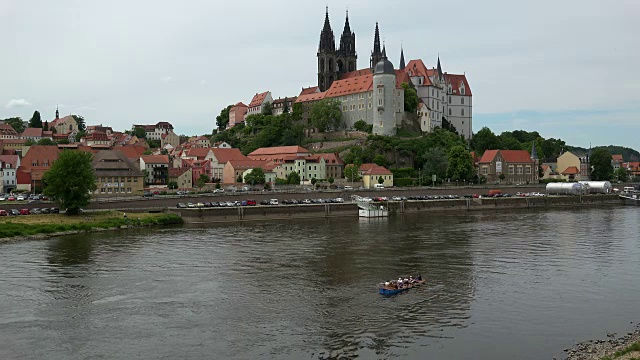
[567, 145, 640, 162]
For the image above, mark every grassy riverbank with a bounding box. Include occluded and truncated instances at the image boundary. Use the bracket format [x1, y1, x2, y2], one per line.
[0, 211, 183, 238]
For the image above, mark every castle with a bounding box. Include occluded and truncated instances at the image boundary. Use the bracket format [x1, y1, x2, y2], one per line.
[232, 8, 474, 139]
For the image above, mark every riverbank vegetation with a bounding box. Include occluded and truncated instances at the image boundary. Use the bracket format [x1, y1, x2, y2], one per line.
[0, 211, 183, 238]
[601, 341, 640, 360]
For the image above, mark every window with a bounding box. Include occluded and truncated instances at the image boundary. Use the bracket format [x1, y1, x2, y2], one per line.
[525, 166, 531, 174]
[461, 97, 465, 105]
[368, 92, 372, 98]
[378, 87, 383, 94]
[448, 96, 451, 104]
[359, 93, 364, 99]
[517, 166, 523, 175]
[368, 103, 372, 109]
[343, 105, 347, 111]
[378, 99, 383, 106]
[482, 166, 488, 175]
[449, 108, 452, 116]
[509, 165, 514, 175]
[461, 109, 465, 116]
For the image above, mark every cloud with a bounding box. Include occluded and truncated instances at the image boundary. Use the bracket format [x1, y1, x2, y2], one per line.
[200, 80, 207, 85]
[5, 99, 31, 108]
[161, 76, 173, 82]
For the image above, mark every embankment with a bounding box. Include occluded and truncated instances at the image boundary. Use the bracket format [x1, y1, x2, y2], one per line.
[172, 194, 622, 224]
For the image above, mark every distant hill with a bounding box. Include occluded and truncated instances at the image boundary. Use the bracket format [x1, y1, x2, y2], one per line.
[567, 145, 640, 162]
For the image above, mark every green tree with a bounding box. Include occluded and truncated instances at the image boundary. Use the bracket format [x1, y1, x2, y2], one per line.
[236, 175, 243, 183]
[328, 177, 334, 185]
[216, 104, 233, 130]
[168, 181, 178, 189]
[56, 139, 70, 145]
[378, 176, 384, 184]
[37, 138, 55, 146]
[286, 171, 301, 185]
[147, 139, 161, 149]
[373, 154, 387, 167]
[143, 150, 153, 155]
[131, 127, 146, 139]
[282, 99, 290, 114]
[310, 177, 317, 187]
[25, 139, 35, 146]
[244, 168, 266, 185]
[196, 174, 210, 188]
[3, 117, 25, 134]
[472, 127, 501, 154]
[616, 167, 628, 182]
[75, 131, 86, 142]
[215, 182, 221, 189]
[402, 83, 419, 113]
[261, 102, 273, 115]
[447, 145, 474, 181]
[42, 150, 96, 215]
[354, 120, 370, 132]
[344, 164, 361, 182]
[43, 121, 49, 131]
[71, 115, 86, 132]
[422, 147, 448, 183]
[590, 148, 614, 181]
[310, 99, 342, 132]
[28, 110, 43, 128]
[499, 173, 506, 181]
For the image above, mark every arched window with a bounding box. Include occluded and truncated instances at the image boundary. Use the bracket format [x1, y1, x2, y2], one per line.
[448, 96, 451, 104]
[461, 108, 465, 116]
[461, 97, 464, 105]
[449, 108, 452, 116]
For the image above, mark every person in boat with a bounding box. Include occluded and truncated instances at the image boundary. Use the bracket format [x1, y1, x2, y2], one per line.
[397, 278, 403, 288]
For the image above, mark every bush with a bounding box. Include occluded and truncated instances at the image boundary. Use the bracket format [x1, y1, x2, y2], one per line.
[391, 168, 416, 178]
[394, 178, 414, 187]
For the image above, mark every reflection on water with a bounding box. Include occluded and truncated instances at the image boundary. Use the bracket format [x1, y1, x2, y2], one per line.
[0, 207, 639, 360]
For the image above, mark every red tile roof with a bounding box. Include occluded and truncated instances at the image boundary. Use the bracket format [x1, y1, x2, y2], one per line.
[21, 146, 61, 171]
[445, 73, 472, 96]
[141, 155, 169, 164]
[0, 154, 19, 168]
[168, 168, 190, 177]
[0, 124, 18, 136]
[295, 91, 327, 103]
[299, 86, 319, 96]
[21, 128, 43, 138]
[210, 148, 248, 163]
[113, 145, 146, 160]
[325, 74, 373, 97]
[479, 150, 533, 164]
[339, 69, 372, 80]
[561, 166, 580, 175]
[248, 91, 269, 107]
[227, 160, 269, 170]
[358, 163, 378, 172]
[403, 59, 433, 87]
[363, 165, 392, 176]
[248, 146, 310, 157]
[315, 153, 344, 165]
[3, 139, 26, 145]
[185, 147, 212, 160]
[612, 154, 623, 161]
[232, 102, 248, 109]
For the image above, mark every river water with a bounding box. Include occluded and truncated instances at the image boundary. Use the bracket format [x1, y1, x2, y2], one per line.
[1, 206, 639, 359]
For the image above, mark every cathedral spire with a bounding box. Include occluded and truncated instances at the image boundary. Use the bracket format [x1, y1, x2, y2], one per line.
[399, 45, 406, 70]
[437, 55, 444, 79]
[382, 43, 386, 58]
[370, 22, 384, 70]
[319, 6, 335, 52]
[55, 105, 59, 119]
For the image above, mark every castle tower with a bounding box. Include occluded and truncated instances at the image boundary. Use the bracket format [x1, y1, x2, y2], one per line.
[337, 10, 357, 74]
[317, 7, 337, 92]
[372, 55, 397, 136]
[370, 23, 383, 71]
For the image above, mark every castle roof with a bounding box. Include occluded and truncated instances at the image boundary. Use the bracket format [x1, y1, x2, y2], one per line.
[299, 86, 319, 96]
[295, 91, 327, 103]
[444, 73, 472, 96]
[325, 74, 373, 97]
[248, 91, 270, 107]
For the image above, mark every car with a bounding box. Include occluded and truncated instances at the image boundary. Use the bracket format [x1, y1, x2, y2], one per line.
[269, 199, 278, 205]
[153, 190, 160, 195]
[344, 185, 353, 190]
[177, 203, 187, 208]
[50, 207, 60, 214]
[40, 208, 50, 214]
[226, 201, 235, 207]
[196, 202, 205, 208]
[334, 197, 344, 203]
[9, 209, 19, 216]
[7, 196, 15, 201]
[0, 195, 5, 201]
[0, 210, 7, 216]
[302, 199, 311, 204]
[142, 192, 154, 198]
[31, 208, 41, 214]
[260, 199, 270, 205]
[247, 200, 256, 206]
[187, 203, 196, 208]
[214, 189, 225, 193]
[16, 195, 25, 201]
[391, 196, 402, 201]
[176, 191, 186, 196]
[203, 202, 212, 207]
[19, 208, 30, 215]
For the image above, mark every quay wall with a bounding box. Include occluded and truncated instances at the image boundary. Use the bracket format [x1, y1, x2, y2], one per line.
[172, 195, 622, 224]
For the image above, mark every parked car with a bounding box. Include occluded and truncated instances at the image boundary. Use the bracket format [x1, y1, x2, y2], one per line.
[40, 208, 50, 214]
[214, 189, 225, 193]
[31, 208, 41, 214]
[177, 203, 187, 208]
[153, 190, 160, 195]
[334, 197, 344, 203]
[142, 192, 154, 198]
[9, 209, 19, 216]
[0, 210, 7, 216]
[19, 208, 30, 215]
[269, 199, 278, 205]
[16, 195, 25, 201]
[246, 199, 257, 206]
[260, 199, 270, 205]
[50, 207, 60, 214]
[8, 196, 16, 201]
[187, 203, 196, 208]
[0, 195, 6, 201]
[176, 191, 186, 196]
[196, 202, 205, 208]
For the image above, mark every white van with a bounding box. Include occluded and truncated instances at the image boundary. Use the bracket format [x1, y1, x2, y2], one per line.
[269, 199, 279, 205]
[374, 184, 385, 189]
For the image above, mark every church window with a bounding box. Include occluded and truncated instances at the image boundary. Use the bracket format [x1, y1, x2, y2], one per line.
[378, 87, 383, 94]
[359, 93, 364, 99]
[461, 97, 465, 105]
[368, 103, 372, 109]
[461, 88, 465, 95]
[449, 108, 452, 116]
[448, 96, 451, 104]
[368, 92, 372, 98]
[378, 99, 383, 106]
[461, 109, 465, 116]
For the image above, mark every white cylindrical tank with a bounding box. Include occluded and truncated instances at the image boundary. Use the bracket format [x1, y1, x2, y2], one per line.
[546, 182, 584, 195]
[578, 181, 612, 194]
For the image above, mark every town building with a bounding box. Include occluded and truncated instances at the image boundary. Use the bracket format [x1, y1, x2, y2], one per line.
[181, 158, 211, 186]
[83, 132, 110, 146]
[21, 128, 53, 142]
[213, 141, 231, 148]
[271, 97, 297, 116]
[49, 110, 79, 138]
[0, 155, 20, 193]
[223, 160, 269, 184]
[168, 167, 193, 189]
[0, 124, 18, 139]
[246, 91, 273, 117]
[247, 146, 344, 182]
[612, 154, 623, 171]
[17, 145, 61, 191]
[161, 130, 180, 149]
[139, 155, 170, 185]
[556, 151, 589, 182]
[358, 163, 394, 188]
[87, 124, 113, 136]
[93, 150, 144, 195]
[228, 102, 248, 128]
[477, 148, 538, 184]
[132, 122, 174, 141]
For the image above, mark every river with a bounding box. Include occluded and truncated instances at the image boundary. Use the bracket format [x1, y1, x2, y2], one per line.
[1, 206, 638, 359]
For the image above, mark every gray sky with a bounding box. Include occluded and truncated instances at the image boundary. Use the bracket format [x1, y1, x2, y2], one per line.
[1, 0, 638, 149]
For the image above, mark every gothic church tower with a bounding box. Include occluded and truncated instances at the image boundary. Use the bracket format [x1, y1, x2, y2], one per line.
[318, 8, 357, 92]
[337, 10, 357, 74]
